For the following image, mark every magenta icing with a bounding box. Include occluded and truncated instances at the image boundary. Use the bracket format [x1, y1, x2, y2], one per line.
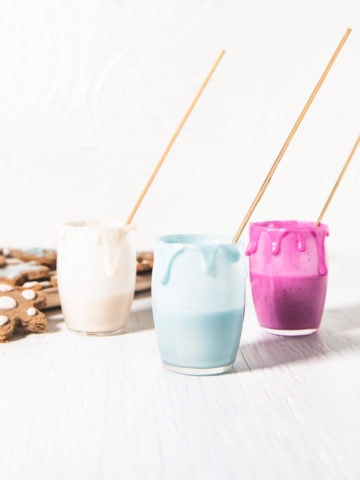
[246, 221, 330, 332]
[246, 220, 329, 275]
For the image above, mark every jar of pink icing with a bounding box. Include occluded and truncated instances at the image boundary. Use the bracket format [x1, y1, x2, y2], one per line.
[246, 220, 329, 336]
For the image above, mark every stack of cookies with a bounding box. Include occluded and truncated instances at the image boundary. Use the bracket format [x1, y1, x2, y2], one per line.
[0, 247, 153, 341]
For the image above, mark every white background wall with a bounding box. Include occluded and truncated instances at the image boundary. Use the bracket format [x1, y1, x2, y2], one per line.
[0, 0, 359, 301]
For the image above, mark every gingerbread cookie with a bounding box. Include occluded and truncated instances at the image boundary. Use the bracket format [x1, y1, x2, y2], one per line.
[0, 261, 50, 286]
[22, 279, 60, 309]
[136, 252, 154, 274]
[8, 248, 57, 269]
[0, 283, 47, 342]
[0, 248, 8, 267]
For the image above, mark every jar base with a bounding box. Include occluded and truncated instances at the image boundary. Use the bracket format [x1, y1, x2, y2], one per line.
[67, 327, 126, 336]
[262, 327, 317, 336]
[163, 363, 233, 376]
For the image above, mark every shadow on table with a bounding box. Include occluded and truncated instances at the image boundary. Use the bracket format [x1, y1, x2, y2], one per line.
[45, 315, 63, 334]
[44, 308, 64, 335]
[125, 308, 154, 334]
[234, 303, 360, 372]
[9, 315, 63, 342]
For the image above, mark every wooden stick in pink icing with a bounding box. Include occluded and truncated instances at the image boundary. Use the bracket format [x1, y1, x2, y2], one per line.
[316, 135, 360, 227]
[232, 28, 352, 244]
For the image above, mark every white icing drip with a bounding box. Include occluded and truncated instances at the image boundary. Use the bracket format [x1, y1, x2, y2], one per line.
[0, 315, 9, 326]
[0, 296, 17, 310]
[26, 307, 37, 316]
[97, 225, 135, 277]
[0, 284, 14, 292]
[21, 290, 37, 300]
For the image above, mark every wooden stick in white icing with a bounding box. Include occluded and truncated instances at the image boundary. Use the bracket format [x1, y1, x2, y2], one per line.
[125, 49, 226, 226]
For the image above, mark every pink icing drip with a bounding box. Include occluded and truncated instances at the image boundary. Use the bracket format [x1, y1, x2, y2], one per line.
[297, 232, 306, 252]
[246, 224, 329, 276]
[315, 231, 328, 275]
[245, 239, 258, 256]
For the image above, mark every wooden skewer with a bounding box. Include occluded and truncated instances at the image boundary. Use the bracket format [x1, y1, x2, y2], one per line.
[315, 135, 360, 226]
[232, 28, 352, 244]
[125, 49, 226, 226]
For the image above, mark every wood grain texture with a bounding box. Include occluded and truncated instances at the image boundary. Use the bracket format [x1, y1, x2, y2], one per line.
[0, 295, 360, 480]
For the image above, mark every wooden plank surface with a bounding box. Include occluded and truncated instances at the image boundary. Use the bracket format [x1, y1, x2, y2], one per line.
[0, 289, 359, 480]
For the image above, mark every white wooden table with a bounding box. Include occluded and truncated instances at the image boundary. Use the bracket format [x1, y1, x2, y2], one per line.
[1, 265, 360, 480]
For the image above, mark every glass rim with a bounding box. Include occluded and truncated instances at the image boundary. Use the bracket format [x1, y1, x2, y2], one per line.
[249, 220, 329, 233]
[58, 221, 136, 232]
[156, 233, 235, 246]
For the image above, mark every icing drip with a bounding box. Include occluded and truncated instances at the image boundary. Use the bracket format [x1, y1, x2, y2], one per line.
[0, 315, 9, 326]
[59, 222, 135, 278]
[161, 247, 186, 285]
[161, 243, 240, 285]
[97, 226, 133, 277]
[246, 223, 329, 275]
[296, 232, 306, 252]
[316, 230, 328, 276]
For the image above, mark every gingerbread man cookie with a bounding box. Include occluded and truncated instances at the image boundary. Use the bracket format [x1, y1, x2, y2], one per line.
[7, 248, 57, 269]
[0, 261, 49, 286]
[0, 283, 47, 342]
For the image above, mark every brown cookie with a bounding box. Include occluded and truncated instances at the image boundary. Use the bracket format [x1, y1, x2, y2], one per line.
[136, 251, 154, 274]
[8, 248, 57, 269]
[0, 256, 5, 268]
[22, 279, 60, 309]
[0, 283, 47, 342]
[49, 272, 58, 287]
[0, 261, 50, 286]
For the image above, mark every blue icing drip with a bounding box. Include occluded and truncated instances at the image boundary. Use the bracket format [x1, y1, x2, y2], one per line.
[161, 247, 187, 285]
[200, 245, 218, 275]
[161, 243, 240, 285]
[224, 244, 241, 263]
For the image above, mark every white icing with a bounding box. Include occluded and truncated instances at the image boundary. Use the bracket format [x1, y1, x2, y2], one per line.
[0, 315, 9, 326]
[26, 307, 37, 316]
[97, 225, 134, 277]
[2, 248, 10, 256]
[23, 281, 38, 288]
[0, 296, 17, 310]
[4, 258, 22, 265]
[21, 289, 36, 300]
[0, 284, 14, 292]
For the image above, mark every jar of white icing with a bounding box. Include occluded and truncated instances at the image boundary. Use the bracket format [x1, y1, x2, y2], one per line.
[57, 222, 136, 335]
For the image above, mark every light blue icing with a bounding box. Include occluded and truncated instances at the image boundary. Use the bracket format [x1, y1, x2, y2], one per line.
[0, 261, 44, 279]
[24, 248, 47, 255]
[160, 239, 240, 285]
